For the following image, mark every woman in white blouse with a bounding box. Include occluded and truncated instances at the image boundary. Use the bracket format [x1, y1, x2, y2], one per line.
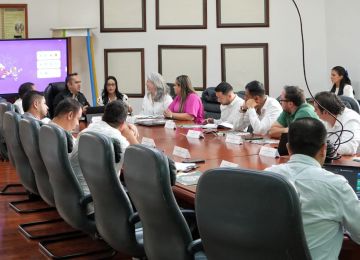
[330, 66, 355, 98]
[141, 72, 172, 115]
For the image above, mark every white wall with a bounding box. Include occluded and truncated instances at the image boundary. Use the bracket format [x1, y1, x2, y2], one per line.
[325, 0, 360, 99]
[2, 0, 333, 112]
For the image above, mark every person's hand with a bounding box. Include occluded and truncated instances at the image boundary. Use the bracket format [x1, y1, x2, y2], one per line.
[127, 105, 133, 114]
[204, 118, 214, 124]
[127, 123, 139, 138]
[82, 105, 89, 114]
[245, 99, 257, 109]
[121, 124, 139, 144]
[163, 109, 173, 119]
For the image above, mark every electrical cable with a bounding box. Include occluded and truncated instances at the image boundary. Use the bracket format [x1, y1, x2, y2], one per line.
[290, 0, 354, 158]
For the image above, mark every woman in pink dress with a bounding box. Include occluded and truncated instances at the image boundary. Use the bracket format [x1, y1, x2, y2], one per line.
[164, 75, 204, 124]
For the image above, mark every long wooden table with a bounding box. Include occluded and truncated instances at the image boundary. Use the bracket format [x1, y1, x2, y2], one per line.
[136, 123, 360, 260]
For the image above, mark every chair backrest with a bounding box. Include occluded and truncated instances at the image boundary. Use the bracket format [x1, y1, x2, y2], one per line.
[167, 83, 176, 99]
[201, 87, 221, 119]
[237, 90, 245, 99]
[3, 111, 38, 194]
[196, 168, 311, 260]
[0, 102, 14, 162]
[19, 118, 55, 206]
[78, 132, 145, 257]
[39, 124, 96, 235]
[339, 95, 360, 113]
[124, 145, 193, 260]
[44, 82, 66, 118]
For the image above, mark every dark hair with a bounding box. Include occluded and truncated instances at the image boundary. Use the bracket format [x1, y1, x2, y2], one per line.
[314, 91, 345, 115]
[101, 76, 124, 105]
[330, 66, 352, 96]
[22, 90, 44, 112]
[65, 73, 78, 88]
[288, 117, 327, 157]
[245, 80, 265, 97]
[18, 82, 34, 99]
[54, 98, 82, 117]
[102, 100, 128, 128]
[215, 82, 233, 94]
[176, 75, 195, 112]
[284, 86, 305, 107]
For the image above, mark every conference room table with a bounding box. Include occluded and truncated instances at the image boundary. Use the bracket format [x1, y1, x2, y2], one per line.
[135, 121, 360, 260]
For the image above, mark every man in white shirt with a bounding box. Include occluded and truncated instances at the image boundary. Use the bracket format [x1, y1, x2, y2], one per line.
[313, 91, 360, 155]
[70, 100, 138, 215]
[265, 117, 360, 260]
[205, 82, 243, 126]
[22, 90, 50, 123]
[233, 80, 282, 134]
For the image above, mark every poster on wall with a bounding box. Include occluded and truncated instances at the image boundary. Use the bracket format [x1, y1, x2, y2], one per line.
[0, 4, 28, 39]
[158, 45, 206, 91]
[221, 43, 269, 93]
[104, 48, 145, 97]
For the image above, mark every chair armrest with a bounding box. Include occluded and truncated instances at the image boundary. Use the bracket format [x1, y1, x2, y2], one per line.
[188, 239, 204, 255]
[79, 194, 93, 207]
[129, 212, 141, 225]
[181, 209, 195, 219]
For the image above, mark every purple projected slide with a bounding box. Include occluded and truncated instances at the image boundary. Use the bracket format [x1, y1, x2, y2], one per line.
[0, 38, 68, 94]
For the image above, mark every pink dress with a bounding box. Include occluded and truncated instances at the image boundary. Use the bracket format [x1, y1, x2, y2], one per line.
[168, 93, 204, 124]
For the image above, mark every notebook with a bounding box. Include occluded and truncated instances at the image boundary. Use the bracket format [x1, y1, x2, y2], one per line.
[323, 164, 360, 199]
[277, 133, 289, 156]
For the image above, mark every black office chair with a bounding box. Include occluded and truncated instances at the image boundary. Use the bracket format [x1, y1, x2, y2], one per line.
[201, 87, 220, 119]
[0, 103, 26, 195]
[18, 118, 79, 239]
[44, 82, 66, 118]
[167, 83, 176, 99]
[78, 132, 145, 258]
[195, 168, 311, 260]
[3, 111, 51, 213]
[124, 145, 206, 260]
[39, 124, 113, 259]
[339, 95, 360, 113]
[237, 90, 245, 99]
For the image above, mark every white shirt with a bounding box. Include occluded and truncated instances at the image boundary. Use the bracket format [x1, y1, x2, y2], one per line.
[214, 95, 244, 125]
[14, 98, 24, 114]
[334, 84, 354, 98]
[70, 120, 129, 214]
[265, 154, 360, 260]
[233, 96, 282, 134]
[97, 94, 129, 106]
[141, 93, 173, 115]
[325, 107, 360, 155]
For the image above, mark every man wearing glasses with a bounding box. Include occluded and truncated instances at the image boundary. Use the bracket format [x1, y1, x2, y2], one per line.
[269, 85, 318, 138]
[53, 73, 90, 114]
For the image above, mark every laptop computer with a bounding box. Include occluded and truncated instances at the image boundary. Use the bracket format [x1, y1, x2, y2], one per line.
[277, 133, 289, 156]
[86, 106, 105, 123]
[323, 164, 360, 199]
[136, 118, 166, 127]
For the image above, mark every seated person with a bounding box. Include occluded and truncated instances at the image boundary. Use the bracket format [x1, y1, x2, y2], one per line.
[14, 82, 35, 114]
[97, 75, 133, 113]
[330, 66, 355, 98]
[205, 82, 244, 126]
[164, 75, 204, 124]
[22, 90, 49, 122]
[314, 91, 360, 155]
[141, 72, 173, 115]
[233, 80, 282, 134]
[70, 100, 139, 215]
[265, 118, 360, 260]
[269, 86, 318, 138]
[53, 72, 90, 114]
[50, 98, 83, 134]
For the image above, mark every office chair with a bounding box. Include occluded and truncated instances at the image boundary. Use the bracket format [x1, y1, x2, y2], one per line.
[124, 145, 206, 260]
[18, 118, 79, 239]
[0, 103, 26, 195]
[339, 95, 360, 113]
[195, 168, 311, 260]
[3, 111, 52, 213]
[39, 124, 113, 259]
[78, 132, 145, 258]
[44, 82, 65, 118]
[201, 87, 220, 119]
[237, 90, 245, 99]
[167, 83, 176, 99]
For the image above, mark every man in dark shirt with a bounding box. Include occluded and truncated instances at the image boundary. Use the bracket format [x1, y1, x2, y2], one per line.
[53, 73, 90, 114]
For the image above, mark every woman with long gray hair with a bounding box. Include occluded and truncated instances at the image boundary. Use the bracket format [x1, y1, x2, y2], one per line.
[141, 72, 173, 115]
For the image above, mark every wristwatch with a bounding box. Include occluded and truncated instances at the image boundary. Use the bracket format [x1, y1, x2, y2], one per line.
[240, 106, 247, 113]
